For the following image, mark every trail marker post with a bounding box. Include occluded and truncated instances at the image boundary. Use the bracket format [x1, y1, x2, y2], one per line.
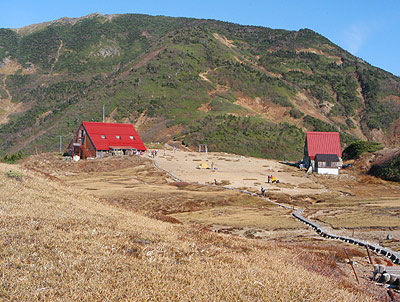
[199, 144, 208, 153]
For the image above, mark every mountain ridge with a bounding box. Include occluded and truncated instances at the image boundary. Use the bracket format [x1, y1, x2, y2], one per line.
[0, 13, 399, 160]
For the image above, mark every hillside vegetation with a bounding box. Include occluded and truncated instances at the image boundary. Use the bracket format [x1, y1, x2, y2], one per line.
[369, 153, 400, 182]
[0, 161, 376, 301]
[342, 140, 384, 160]
[0, 13, 400, 160]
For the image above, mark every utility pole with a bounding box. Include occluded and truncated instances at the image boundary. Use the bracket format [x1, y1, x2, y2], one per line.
[103, 104, 105, 122]
[59, 136, 63, 153]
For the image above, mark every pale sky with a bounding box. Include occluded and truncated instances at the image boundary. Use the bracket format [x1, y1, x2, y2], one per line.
[0, 0, 399, 76]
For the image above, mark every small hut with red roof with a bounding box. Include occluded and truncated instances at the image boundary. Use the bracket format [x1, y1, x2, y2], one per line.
[303, 131, 342, 175]
[68, 121, 146, 159]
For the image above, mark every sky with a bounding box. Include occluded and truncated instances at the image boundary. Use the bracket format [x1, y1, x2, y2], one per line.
[0, 0, 399, 76]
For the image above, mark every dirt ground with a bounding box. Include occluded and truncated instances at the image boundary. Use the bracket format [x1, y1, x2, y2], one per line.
[155, 149, 326, 195]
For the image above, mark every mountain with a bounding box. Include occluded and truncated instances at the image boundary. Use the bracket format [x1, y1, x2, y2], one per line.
[0, 13, 399, 160]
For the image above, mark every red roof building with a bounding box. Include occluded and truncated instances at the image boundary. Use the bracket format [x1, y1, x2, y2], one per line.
[305, 131, 342, 160]
[303, 131, 342, 174]
[68, 122, 146, 159]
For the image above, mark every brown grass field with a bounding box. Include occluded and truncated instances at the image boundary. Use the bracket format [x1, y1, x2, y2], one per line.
[2, 151, 400, 300]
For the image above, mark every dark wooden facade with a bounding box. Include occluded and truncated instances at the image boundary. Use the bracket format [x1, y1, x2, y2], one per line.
[69, 124, 97, 159]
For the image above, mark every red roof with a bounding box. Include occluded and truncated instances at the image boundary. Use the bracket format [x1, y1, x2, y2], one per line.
[82, 122, 146, 151]
[306, 132, 342, 160]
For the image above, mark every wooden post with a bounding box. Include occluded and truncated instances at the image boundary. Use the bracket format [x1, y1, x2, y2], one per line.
[387, 289, 396, 301]
[345, 248, 359, 284]
[366, 245, 374, 266]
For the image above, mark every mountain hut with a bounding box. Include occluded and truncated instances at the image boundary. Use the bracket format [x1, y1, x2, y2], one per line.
[67, 121, 146, 159]
[303, 131, 342, 175]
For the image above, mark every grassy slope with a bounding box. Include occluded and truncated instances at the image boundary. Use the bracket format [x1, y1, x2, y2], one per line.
[0, 162, 374, 301]
[0, 14, 399, 159]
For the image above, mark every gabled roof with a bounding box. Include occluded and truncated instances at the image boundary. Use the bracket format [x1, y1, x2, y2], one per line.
[82, 121, 146, 151]
[306, 132, 341, 160]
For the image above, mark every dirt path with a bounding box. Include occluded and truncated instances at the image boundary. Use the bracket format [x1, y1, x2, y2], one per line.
[134, 111, 150, 128]
[0, 75, 22, 125]
[49, 39, 63, 74]
[1, 76, 11, 100]
[132, 46, 166, 70]
[198, 71, 212, 83]
[296, 48, 342, 64]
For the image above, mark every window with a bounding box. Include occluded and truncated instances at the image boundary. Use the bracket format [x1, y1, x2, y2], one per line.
[129, 136, 135, 140]
[101, 135, 106, 139]
[116, 135, 121, 139]
[326, 161, 331, 167]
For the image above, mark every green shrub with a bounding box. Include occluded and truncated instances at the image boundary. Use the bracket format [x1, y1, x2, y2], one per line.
[342, 141, 384, 160]
[0, 29, 19, 59]
[369, 154, 400, 182]
[288, 108, 304, 119]
[3, 150, 24, 163]
[345, 118, 356, 129]
[303, 115, 337, 132]
[5, 169, 24, 180]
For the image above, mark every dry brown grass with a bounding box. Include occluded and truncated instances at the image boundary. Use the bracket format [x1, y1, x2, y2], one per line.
[168, 181, 192, 188]
[0, 162, 376, 301]
[171, 206, 302, 229]
[297, 182, 325, 189]
[315, 209, 400, 228]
